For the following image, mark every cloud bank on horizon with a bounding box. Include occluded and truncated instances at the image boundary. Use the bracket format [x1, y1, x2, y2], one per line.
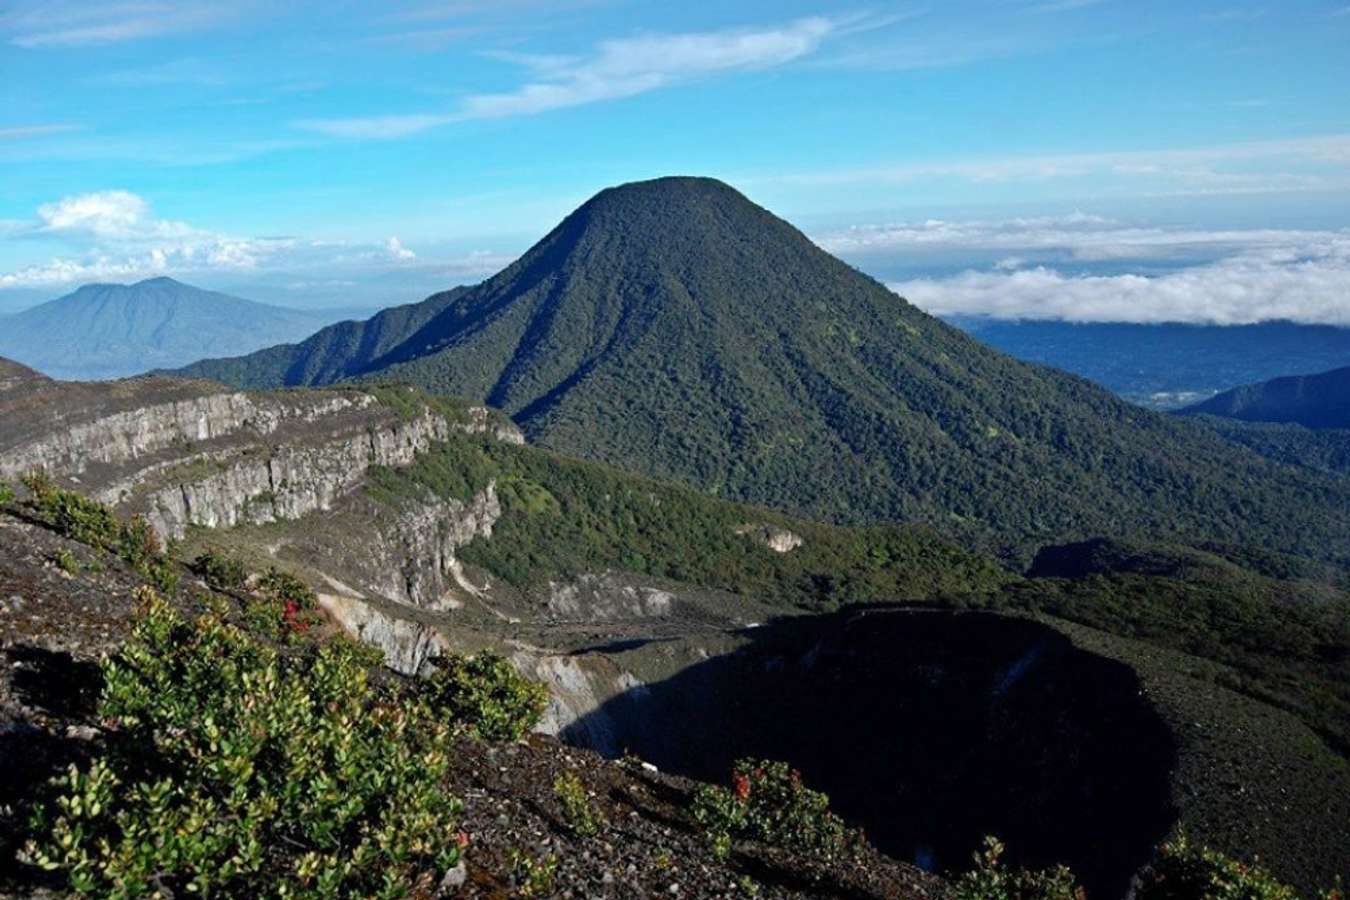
[0, 189, 512, 304]
[821, 214, 1350, 325]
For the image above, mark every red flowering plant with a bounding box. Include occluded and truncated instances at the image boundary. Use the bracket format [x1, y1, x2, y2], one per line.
[690, 758, 851, 861]
[242, 567, 321, 641]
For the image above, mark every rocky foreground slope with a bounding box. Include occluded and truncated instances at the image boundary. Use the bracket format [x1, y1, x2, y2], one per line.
[0, 498, 944, 899]
[2, 360, 1347, 896]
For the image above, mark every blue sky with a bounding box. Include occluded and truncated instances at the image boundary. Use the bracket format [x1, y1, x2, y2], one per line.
[2, 0, 1349, 322]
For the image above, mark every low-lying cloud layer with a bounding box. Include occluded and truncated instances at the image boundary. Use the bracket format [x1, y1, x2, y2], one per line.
[817, 214, 1350, 325]
[1, 190, 509, 297]
[892, 254, 1350, 325]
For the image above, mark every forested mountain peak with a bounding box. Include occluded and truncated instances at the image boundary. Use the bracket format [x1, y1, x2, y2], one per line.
[171, 177, 1350, 563]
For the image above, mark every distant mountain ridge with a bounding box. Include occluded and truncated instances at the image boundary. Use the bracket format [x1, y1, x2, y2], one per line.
[171, 176, 1350, 563]
[1182, 364, 1350, 429]
[0, 277, 363, 380]
[946, 317, 1350, 409]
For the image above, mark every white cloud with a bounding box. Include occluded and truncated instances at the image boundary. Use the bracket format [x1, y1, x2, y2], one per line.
[297, 16, 838, 139]
[37, 190, 153, 237]
[817, 211, 1350, 325]
[385, 237, 416, 260]
[0, 123, 80, 140]
[5, 2, 229, 48]
[816, 213, 1338, 262]
[887, 232, 1350, 325]
[0, 190, 439, 291]
[463, 16, 834, 118]
[757, 134, 1350, 196]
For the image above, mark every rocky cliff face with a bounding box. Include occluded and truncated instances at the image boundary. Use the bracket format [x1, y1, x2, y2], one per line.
[0, 366, 781, 760]
[134, 408, 457, 540]
[326, 485, 505, 612]
[0, 369, 523, 544]
[0, 381, 362, 482]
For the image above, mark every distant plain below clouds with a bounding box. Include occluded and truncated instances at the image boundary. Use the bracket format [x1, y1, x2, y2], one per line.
[816, 215, 1350, 325]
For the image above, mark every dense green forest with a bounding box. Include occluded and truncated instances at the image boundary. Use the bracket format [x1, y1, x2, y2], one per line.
[366, 415, 1350, 764]
[367, 430, 1013, 610]
[1191, 415, 1350, 476]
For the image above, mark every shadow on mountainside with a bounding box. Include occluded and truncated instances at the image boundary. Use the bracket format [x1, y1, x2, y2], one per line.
[0, 645, 106, 895]
[564, 607, 1178, 899]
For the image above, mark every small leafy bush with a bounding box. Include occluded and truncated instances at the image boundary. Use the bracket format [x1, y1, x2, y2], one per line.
[0, 481, 14, 505]
[952, 836, 1084, 900]
[423, 651, 548, 741]
[23, 473, 179, 593]
[691, 758, 850, 860]
[23, 588, 465, 898]
[553, 770, 604, 837]
[244, 567, 322, 640]
[1137, 833, 1335, 900]
[193, 550, 248, 591]
[508, 848, 557, 897]
[52, 548, 80, 574]
[258, 567, 319, 610]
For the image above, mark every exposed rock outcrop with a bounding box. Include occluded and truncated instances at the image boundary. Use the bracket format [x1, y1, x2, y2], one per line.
[317, 591, 450, 675]
[136, 409, 456, 540]
[545, 573, 678, 620]
[734, 523, 804, 553]
[0, 371, 525, 546]
[353, 484, 503, 611]
[0, 386, 367, 482]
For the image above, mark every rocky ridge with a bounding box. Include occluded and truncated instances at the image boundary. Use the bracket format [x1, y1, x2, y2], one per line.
[0, 366, 522, 542]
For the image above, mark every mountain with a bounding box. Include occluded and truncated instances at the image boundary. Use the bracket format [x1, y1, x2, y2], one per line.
[945, 317, 1350, 409]
[166, 285, 472, 388]
[172, 176, 1350, 563]
[1181, 364, 1350, 429]
[0, 277, 364, 380]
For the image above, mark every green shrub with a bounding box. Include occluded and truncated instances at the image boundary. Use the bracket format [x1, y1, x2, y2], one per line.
[423, 651, 548, 741]
[507, 848, 557, 897]
[242, 567, 322, 640]
[20, 468, 55, 499]
[1136, 834, 1329, 900]
[691, 758, 850, 860]
[22, 474, 180, 593]
[52, 548, 80, 574]
[23, 588, 464, 898]
[194, 551, 248, 591]
[553, 770, 604, 837]
[258, 567, 319, 610]
[952, 837, 1084, 900]
[0, 481, 14, 506]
